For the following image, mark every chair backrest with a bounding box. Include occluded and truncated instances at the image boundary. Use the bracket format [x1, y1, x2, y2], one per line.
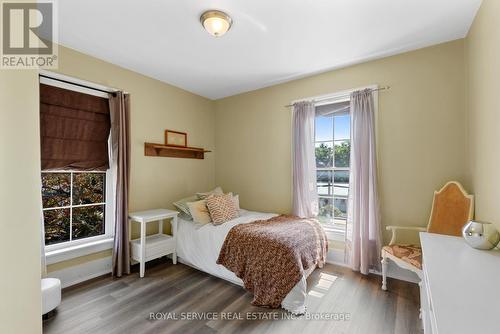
[427, 181, 474, 236]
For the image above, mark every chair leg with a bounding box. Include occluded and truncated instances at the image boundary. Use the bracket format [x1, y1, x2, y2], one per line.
[381, 255, 388, 291]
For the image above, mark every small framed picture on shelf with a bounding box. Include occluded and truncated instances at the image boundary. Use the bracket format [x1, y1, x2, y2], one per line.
[165, 130, 187, 147]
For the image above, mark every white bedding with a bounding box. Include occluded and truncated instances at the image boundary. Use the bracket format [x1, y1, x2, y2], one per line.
[176, 209, 314, 314]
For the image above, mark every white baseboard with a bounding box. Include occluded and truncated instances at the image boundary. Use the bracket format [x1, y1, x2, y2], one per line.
[326, 248, 346, 265]
[47, 256, 112, 288]
[46, 250, 418, 289]
[325, 249, 420, 284]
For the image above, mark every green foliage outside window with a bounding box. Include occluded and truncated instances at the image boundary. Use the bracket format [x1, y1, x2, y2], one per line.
[42, 172, 105, 245]
[315, 141, 350, 170]
[316, 141, 350, 223]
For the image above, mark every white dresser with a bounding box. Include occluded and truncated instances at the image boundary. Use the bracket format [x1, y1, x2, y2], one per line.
[420, 232, 500, 334]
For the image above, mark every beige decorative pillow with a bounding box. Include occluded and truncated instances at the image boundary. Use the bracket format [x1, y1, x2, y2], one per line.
[187, 199, 212, 225]
[196, 186, 224, 200]
[206, 193, 239, 225]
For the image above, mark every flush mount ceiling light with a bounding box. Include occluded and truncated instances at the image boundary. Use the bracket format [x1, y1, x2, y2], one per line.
[200, 10, 232, 37]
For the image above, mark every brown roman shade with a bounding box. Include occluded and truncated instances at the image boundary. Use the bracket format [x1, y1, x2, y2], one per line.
[40, 83, 111, 171]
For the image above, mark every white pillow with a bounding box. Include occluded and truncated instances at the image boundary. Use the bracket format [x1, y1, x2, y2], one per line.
[229, 193, 240, 211]
[196, 186, 223, 200]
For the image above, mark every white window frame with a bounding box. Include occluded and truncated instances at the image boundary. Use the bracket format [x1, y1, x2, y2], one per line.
[40, 71, 118, 264]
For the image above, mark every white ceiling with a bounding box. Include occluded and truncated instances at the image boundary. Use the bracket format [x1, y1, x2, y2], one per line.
[58, 0, 482, 99]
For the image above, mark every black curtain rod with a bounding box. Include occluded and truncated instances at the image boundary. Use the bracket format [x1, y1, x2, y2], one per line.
[39, 74, 118, 96]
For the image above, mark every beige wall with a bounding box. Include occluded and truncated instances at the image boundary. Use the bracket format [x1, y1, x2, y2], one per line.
[46, 45, 215, 271]
[215, 40, 468, 243]
[3, 2, 498, 332]
[465, 0, 500, 230]
[0, 71, 42, 333]
[50, 41, 470, 271]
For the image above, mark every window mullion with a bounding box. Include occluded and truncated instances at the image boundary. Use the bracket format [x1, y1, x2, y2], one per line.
[332, 113, 335, 168]
[43, 202, 106, 211]
[43, 205, 71, 211]
[71, 203, 106, 208]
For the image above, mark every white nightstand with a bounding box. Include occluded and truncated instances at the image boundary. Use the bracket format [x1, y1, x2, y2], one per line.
[129, 209, 179, 278]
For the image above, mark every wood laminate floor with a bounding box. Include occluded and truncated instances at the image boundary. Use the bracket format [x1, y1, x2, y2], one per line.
[43, 259, 422, 334]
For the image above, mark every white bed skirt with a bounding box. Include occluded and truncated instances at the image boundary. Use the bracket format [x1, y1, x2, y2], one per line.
[176, 210, 315, 314]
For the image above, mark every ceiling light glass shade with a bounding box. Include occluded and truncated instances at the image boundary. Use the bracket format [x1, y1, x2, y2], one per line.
[200, 10, 232, 37]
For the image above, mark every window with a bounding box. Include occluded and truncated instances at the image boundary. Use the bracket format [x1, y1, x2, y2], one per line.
[39, 76, 114, 253]
[42, 171, 113, 248]
[315, 101, 351, 233]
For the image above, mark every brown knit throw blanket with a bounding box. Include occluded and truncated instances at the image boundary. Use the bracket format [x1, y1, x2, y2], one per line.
[217, 215, 328, 308]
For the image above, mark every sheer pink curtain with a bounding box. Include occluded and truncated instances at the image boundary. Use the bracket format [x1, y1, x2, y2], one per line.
[109, 92, 131, 277]
[292, 101, 318, 218]
[345, 89, 382, 274]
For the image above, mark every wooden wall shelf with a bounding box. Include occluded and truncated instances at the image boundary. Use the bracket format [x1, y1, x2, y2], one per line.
[144, 142, 211, 160]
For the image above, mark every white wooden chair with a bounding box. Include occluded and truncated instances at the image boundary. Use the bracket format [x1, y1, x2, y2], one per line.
[381, 181, 474, 290]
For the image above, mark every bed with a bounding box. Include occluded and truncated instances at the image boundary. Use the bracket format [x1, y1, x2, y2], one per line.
[176, 209, 324, 314]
